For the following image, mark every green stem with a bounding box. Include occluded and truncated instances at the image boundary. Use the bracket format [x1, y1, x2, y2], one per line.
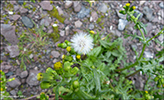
[137, 24, 146, 42]
[146, 29, 164, 44]
[125, 70, 140, 78]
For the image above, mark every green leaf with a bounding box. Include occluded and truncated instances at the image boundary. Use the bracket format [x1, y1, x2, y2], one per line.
[99, 40, 112, 48]
[88, 46, 101, 57]
[111, 50, 120, 57]
[93, 69, 101, 98]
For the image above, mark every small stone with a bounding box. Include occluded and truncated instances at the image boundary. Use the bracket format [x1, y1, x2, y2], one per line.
[75, 20, 83, 28]
[90, 11, 98, 22]
[53, 59, 58, 63]
[65, 26, 69, 36]
[118, 19, 128, 31]
[88, 23, 94, 30]
[143, 6, 154, 21]
[131, 44, 137, 50]
[140, 1, 146, 5]
[65, 1, 73, 8]
[159, 2, 164, 9]
[1, 24, 19, 45]
[29, 54, 33, 59]
[73, 1, 81, 12]
[14, 5, 20, 11]
[98, 3, 108, 13]
[18, 0, 24, 5]
[5, 45, 19, 58]
[144, 51, 154, 59]
[59, 30, 65, 36]
[64, 19, 70, 25]
[7, 76, 21, 88]
[77, 6, 90, 19]
[21, 16, 34, 28]
[39, 1, 53, 11]
[158, 35, 164, 43]
[12, 15, 21, 21]
[110, 30, 121, 37]
[26, 70, 40, 86]
[10, 90, 17, 96]
[51, 51, 60, 58]
[8, 11, 13, 15]
[20, 7, 28, 14]
[57, 7, 64, 16]
[20, 71, 28, 78]
[5, 71, 14, 77]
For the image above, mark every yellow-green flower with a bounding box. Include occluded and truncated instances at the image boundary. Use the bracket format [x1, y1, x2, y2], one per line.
[76, 55, 81, 59]
[126, 3, 130, 6]
[132, 6, 136, 10]
[37, 73, 43, 81]
[145, 91, 148, 94]
[0, 70, 2, 73]
[66, 46, 71, 52]
[54, 62, 62, 70]
[90, 30, 95, 34]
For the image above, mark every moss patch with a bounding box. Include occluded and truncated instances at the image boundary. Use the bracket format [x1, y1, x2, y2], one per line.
[48, 6, 65, 23]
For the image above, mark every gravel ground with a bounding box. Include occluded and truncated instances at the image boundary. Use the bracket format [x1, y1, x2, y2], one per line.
[0, 1, 163, 99]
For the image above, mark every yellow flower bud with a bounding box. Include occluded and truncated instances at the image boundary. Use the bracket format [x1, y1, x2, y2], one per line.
[54, 62, 62, 70]
[145, 91, 148, 94]
[62, 55, 65, 59]
[0, 88, 4, 91]
[89, 30, 95, 34]
[37, 73, 43, 81]
[0, 70, 2, 73]
[76, 55, 81, 59]
[132, 6, 136, 10]
[66, 46, 71, 52]
[126, 3, 130, 7]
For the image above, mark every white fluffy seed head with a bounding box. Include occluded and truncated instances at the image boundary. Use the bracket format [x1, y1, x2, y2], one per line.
[70, 32, 94, 54]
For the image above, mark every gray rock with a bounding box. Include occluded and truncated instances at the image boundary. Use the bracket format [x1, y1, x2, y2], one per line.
[57, 7, 64, 16]
[7, 76, 21, 88]
[10, 90, 17, 96]
[1, 24, 19, 45]
[19, 7, 28, 14]
[5, 45, 19, 58]
[40, 17, 51, 27]
[53, 58, 58, 63]
[90, 11, 98, 22]
[12, 15, 21, 21]
[144, 51, 154, 59]
[14, 5, 20, 11]
[65, 1, 73, 8]
[59, 30, 65, 37]
[26, 70, 40, 86]
[143, 6, 154, 21]
[29, 54, 33, 59]
[110, 30, 121, 37]
[65, 26, 70, 35]
[73, 1, 81, 12]
[51, 50, 60, 58]
[1, 62, 12, 71]
[5, 71, 14, 77]
[18, 0, 24, 5]
[98, 3, 108, 13]
[77, 6, 90, 19]
[158, 34, 164, 43]
[46, 50, 51, 54]
[39, 1, 53, 11]
[116, 9, 126, 19]
[159, 2, 164, 9]
[88, 23, 94, 30]
[20, 71, 28, 78]
[133, 10, 143, 20]
[118, 19, 128, 31]
[64, 19, 70, 24]
[75, 20, 83, 28]
[21, 16, 34, 28]
[146, 23, 153, 34]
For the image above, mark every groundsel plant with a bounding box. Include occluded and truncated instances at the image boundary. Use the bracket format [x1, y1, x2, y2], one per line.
[70, 32, 94, 54]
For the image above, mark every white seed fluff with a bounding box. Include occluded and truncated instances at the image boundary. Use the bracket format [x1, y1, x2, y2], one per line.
[70, 32, 94, 54]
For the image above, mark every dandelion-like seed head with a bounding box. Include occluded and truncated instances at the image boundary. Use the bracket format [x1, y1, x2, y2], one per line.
[71, 32, 94, 54]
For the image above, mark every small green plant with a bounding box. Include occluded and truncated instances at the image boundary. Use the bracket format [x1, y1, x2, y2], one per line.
[0, 70, 15, 100]
[37, 3, 164, 100]
[18, 21, 50, 70]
